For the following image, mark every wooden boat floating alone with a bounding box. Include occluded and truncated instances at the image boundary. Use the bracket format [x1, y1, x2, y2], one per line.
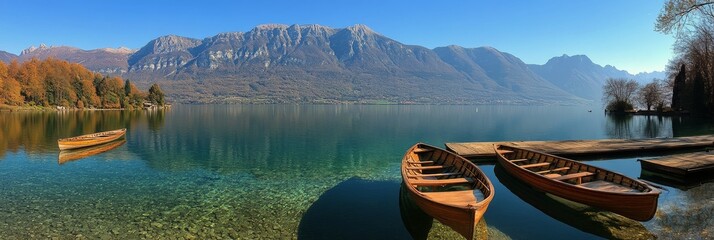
[401, 143, 494, 240]
[494, 144, 660, 221]
[58, 139, 126, 164]
[57, 128, 127, 151]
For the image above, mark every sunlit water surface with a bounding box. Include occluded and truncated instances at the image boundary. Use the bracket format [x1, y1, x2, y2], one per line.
[0, 105, 712, 239]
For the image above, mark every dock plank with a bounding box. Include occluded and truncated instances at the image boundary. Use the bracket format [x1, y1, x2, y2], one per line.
[640, 151, 714, 177]
[445, 135, 714, 159]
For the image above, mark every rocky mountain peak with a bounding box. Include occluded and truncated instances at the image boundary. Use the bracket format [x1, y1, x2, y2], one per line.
[345, 24, 376, 35]
[21, 43, 51, 55]
[254, 24, 290, 30]
[127, 35, 202, 71]
[546, 54, 594, 66]
[150, 35, 201, 53]
[130, 35, 200, 58]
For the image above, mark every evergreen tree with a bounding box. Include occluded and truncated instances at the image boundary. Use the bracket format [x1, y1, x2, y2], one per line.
[148, 83, 165, 106]
[124, 80, 132, 97]
[671, 64, 687, 111]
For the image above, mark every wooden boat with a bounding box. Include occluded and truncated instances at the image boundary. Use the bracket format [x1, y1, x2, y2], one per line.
[57, 128, 126, 150]
[494, 165, 653, 239]
[58, 139, 126, 164]
[401, 143, 494, 240]
[494, 144, 660, 221]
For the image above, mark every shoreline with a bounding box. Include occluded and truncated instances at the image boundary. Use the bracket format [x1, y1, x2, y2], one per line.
[0, 105, 170, 112]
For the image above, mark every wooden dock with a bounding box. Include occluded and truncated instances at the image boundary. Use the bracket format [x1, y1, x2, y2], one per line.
[639, 151, 714, 178]
[445, 135, 714, 159]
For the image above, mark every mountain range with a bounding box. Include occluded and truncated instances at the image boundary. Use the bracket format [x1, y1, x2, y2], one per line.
[1, 24, 664, 104]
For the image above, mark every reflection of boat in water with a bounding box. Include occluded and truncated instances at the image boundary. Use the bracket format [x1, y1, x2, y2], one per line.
[401, 143, 494, 240]
[494, 166, 654, 240]
[399, 182, 433, 240]
[495, 144, 660, 221]
[57, 128, 126, 150]
[58, 140, 126, 164]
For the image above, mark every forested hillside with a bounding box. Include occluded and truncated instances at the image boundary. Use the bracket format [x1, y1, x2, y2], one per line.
[0, 58, 163, 109]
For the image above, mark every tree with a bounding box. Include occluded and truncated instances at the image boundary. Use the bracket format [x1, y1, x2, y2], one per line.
[148, 83, 165, 106]
[658, 0, 714, 115]
[17, 58, 46, 105]
[671, 64, 688, 110]
[2, 58, 152, 109]
[124, 79, 132, 97]
[0, 61, 21, 105]
[603, 78, 639, 112]
[1, 61, 24, 105]
[637, 80, 666, 111]
[656, 0, 714, 35]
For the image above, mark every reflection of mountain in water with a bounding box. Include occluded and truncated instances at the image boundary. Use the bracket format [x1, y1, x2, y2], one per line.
[494, 166, 653, 240]
[297, 178, 412, 239]
[126, 105, 418, 177]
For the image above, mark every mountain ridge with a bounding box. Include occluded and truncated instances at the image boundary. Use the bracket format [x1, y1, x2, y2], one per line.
[0, 24, 664, 104]
[0, 50, 17, 63]
[528, 54, 665, 100]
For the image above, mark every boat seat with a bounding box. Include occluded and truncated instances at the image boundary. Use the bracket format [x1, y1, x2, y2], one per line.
[497, 150, 514, 154]
[407, 172, 461, 178]
[407, 161, 435, 165]
[410, 178, 472, 186]
[550, 166, 571, 172]
[552, 172, 594, 181]
[407, 165, 449, 170]
[510, 159, 529, 163]
[550, 172, 594, 184]
[414, 148, 434, 153]
[422, 190, 478, 204]
[520, 162, 550, 169]
[535, 166, 570, 174]
[542, 173, 561, 178]
[578, 180, 641, 192]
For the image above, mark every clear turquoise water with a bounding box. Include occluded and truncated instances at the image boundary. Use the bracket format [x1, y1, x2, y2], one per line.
[0, 105, 712, 239]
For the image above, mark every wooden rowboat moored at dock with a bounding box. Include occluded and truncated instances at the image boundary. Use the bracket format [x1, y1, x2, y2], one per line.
[57, 128, 127, 150]
[401, 143, 494, 239]
[494, 144, 660, 221]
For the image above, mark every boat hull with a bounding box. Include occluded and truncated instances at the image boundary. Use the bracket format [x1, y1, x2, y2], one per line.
[58, 139, 126, 164]
[57, 128, 126, 150]
[401, 143, 494, 239]
[405, 189, 481, 239]
[495, 145, 659, 221]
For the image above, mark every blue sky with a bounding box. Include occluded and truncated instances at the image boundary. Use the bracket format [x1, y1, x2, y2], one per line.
[0, 0, 673, 73]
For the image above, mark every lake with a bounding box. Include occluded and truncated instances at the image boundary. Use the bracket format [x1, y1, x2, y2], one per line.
[0, 105, 712, 239]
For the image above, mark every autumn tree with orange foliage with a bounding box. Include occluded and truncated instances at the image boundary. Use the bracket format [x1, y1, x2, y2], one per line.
[0, 58, 161, 109]
[0, 61, 23, 105]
